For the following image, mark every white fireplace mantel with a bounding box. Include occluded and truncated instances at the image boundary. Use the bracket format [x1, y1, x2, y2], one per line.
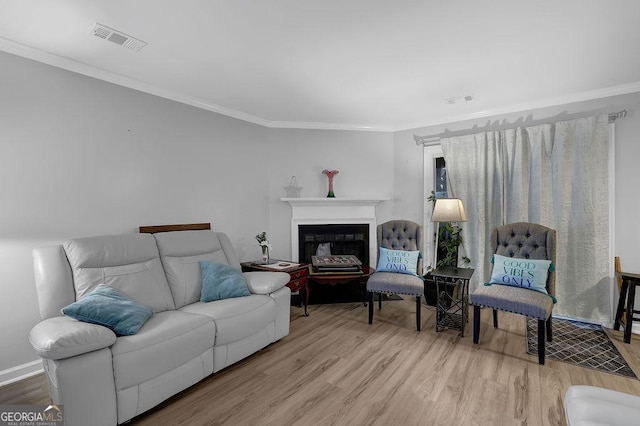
[281, 197, 389, 206]
[281, 197, 390, 263]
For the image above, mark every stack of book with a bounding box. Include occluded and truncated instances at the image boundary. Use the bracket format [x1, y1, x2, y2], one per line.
[311, 255, 363, 274]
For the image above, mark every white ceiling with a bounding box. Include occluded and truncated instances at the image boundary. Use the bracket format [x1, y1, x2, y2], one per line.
[2, 0, 640, 131]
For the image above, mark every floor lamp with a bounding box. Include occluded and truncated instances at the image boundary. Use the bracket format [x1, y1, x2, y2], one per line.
[431, 198, 467, 269]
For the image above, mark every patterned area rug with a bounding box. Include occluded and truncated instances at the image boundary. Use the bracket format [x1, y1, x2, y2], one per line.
[526, 318, 637, 379]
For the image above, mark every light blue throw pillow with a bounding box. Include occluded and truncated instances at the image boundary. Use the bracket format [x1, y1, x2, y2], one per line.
[376, 247, 420, 276]
[62, 284, 154, 336]
[488, 254, 553, 294]
[200, 261, 251, 302]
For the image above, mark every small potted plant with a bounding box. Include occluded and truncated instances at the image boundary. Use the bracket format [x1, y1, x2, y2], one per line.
[255, 232, 272, 264]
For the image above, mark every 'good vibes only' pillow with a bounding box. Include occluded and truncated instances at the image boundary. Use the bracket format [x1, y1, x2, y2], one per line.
[376, 247, 420, 276]
[488, 254, 553, 296]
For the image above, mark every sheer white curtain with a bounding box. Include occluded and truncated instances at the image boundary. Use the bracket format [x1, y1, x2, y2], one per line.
[441, 132, 504, 296]
[440, 115, 611, 323]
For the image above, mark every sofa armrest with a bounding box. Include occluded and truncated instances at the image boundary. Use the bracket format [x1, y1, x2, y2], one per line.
[29, 316, 116, 360]
[564, 385, 640, 426]
[243, 271, 289, 295]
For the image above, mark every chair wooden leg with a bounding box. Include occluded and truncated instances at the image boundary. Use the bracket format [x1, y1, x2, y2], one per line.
[416, 296, 421, 331]
[368, 292, 374, 324]
[378, 292, 382, 309]
[614, 279, 629, 331]
[537, 319, 546, 365]
[473, 305, 480, 344]
[492, 309, 498, 328]
[624, 278, 636, 344]
[546, 315, 553, 342]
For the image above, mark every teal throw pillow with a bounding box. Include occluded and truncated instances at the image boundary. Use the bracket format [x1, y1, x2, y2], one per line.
[376, 247, 420, 276]
[61, 284, 154, 336]
[488, 254, 553, 294]
[200, 261, 251, 302]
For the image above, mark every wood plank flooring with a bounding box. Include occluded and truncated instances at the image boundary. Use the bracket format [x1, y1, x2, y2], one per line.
[4, 298, 640, 425]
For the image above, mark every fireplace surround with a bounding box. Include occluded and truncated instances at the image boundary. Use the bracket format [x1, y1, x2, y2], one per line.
[281, 197, 389, 266]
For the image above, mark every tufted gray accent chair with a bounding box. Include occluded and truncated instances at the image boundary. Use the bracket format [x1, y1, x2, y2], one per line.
[367, 220, 424, 331]
[470, 222, 557, 365]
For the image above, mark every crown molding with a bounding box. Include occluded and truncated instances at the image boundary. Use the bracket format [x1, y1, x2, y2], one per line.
[0, 37, 388, 132]
[266, 120, 393, 132]
[3, 37, 640, 134]
[0, 37, 271, 127]
[393, 81, 640, 132]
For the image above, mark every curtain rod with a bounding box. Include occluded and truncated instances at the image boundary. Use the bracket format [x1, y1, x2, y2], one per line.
[414, 109, 628, 146]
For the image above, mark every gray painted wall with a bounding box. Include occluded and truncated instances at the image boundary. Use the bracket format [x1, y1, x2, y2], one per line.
[0, 51, 395, 382]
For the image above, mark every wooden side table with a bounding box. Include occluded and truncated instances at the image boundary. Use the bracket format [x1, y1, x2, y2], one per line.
[241, 260, 310, 316]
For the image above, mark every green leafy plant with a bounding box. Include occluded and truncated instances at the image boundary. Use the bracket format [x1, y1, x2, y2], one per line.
[428, 191, 471, 269]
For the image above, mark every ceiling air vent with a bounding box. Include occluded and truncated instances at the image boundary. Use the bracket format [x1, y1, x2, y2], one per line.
[91, 23, 147, 52]
[444, 94, 474, 105]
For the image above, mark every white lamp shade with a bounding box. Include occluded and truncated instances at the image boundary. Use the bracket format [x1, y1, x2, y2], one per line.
[431, 198, 467, 222]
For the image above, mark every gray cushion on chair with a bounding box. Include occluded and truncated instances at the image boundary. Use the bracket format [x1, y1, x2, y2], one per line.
[471, 282, 553, 320]
[367, 272, 424, 296]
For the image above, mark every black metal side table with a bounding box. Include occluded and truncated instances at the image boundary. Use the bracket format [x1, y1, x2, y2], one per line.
[430, 266, 474, 336]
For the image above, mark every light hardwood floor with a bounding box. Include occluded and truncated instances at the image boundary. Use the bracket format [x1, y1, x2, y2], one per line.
[4, 299, 640, 425]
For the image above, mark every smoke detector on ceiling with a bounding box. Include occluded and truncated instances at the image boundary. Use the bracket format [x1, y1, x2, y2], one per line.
[91, 23, 147, 52]
[444, 94, 474, 105]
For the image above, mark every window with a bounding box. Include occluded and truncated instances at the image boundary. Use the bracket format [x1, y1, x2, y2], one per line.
[422, 145, 445, 270]
[434, 157, 448, 199]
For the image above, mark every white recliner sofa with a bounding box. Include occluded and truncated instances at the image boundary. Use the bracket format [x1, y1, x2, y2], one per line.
[29, 229, 290, 426]
[564, 385, 640, 425]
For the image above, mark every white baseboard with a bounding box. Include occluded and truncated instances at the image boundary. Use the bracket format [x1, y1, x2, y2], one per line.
[0, 360, 44, 387]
